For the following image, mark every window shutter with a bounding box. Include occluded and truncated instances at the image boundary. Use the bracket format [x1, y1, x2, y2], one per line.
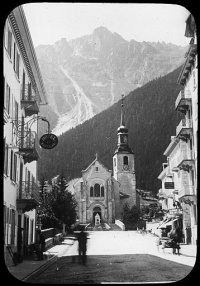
[10, 150, 13, 180]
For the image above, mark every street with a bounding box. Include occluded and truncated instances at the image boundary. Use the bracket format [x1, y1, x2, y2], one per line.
[31, 231, 195, 283]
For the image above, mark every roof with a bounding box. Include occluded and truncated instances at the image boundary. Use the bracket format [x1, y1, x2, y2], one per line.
[9, 6, 48, 105]
[81, 157, 111, 174]
[114, 145, 134, 155]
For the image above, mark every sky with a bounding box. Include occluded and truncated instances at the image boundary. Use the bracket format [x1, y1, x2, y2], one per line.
[22, 3, 190, 48]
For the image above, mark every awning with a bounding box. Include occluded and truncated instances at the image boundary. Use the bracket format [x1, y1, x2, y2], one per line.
[158, 218, 172, 228]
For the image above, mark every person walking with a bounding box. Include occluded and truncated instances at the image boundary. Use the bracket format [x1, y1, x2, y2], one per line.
[77, 230, 88, 265]
[168, 226, 182, 255]
[37, 230, 46, 260]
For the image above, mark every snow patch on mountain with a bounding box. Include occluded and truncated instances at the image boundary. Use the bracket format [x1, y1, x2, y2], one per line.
[52, 65, 95, 136]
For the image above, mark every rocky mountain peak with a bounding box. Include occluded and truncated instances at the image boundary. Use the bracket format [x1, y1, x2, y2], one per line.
[36, 28, 187, 136]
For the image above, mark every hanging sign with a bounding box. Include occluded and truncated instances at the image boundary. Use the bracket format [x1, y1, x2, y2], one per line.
[39, 133, 58, 149]
[164, 182, 174, 189]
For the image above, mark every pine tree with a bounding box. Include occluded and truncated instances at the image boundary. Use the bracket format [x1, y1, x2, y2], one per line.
[51, 175, 77, 232]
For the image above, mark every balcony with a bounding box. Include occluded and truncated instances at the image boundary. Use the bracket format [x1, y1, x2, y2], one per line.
[176, 119, 193, 141]
[175, 90, 192, 114]
[178, 185, 194, 200]
[18, 130, 41, 164]
[17, 181, 40, 212]
[176, 148, 194, 172]
[21, 84, 40, 117]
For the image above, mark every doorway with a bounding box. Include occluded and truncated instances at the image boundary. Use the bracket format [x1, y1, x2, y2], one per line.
[93, 206, 101, 224]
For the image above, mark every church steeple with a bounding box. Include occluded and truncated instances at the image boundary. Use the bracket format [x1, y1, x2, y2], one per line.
[120, 94, 125, 126]
[114, 95, 133, 154]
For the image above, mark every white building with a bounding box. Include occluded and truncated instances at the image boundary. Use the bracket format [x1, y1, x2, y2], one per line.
[158, 13, 197, 245]
[175, 13, 197, 245]
[4, 6, 48, 263]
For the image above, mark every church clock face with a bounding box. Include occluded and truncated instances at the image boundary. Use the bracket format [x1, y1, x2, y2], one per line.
[123, 165, 129, 171]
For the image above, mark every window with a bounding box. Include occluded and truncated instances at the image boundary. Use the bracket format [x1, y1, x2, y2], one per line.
[22, 70, 26, 100]
[10, 209, 16, 245]
[101, 186, 104, 197]
[13, 154, 17, 182]
[16, 51, 20, 79]
[7, 27, 12, 59]
[30, 219, 34, 243]
[10, 151, 17, 182]
[4, 140, 9, 175]
[13, 42, 16, 70]
[95, 167, 99, 172]
[94, 184, 100, 197]
[10, 150, 13, 180]
[15, 100, 18, 126]
[5, 83, 10, 114]
[114, 158, 116, 167]
[123, 156, 128, 165]
[90, 186, 94, 197]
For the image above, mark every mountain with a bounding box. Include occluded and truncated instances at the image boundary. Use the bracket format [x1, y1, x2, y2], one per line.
[38, 66, 184, 194]
[36, 27, 187, 135]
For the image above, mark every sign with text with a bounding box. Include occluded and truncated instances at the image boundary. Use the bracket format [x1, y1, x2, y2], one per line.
[39, 133, 58, 149]
[164, 182, 174, 189]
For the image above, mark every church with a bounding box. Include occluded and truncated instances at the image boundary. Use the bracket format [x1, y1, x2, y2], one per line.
[73, 96, 139, 225]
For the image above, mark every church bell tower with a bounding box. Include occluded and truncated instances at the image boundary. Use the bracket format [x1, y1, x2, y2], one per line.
[113, 95, 138, 211]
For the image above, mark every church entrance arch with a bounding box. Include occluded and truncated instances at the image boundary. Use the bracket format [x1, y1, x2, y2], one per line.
[93, 206, 101, 224]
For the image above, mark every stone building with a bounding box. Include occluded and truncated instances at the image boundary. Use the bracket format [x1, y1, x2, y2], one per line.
[74, 96, 139, 225]
[4, 6, 47, 263]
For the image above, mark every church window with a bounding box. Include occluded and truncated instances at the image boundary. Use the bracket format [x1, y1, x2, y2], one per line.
[123, 156, 128, 165]
[94, 184, 100, 197]
[101, 186, 104, 197]
[90, 186, 94, 197]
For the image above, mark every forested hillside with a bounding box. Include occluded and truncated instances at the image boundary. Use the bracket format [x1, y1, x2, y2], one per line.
[38, 66, 183, 194]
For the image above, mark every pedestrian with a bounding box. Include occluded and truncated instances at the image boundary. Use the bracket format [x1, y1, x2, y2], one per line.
[168, 226, 182, 255]
[156, 227, 165, 253]
[77, 229, 88, 265]
[37, 230, 46, 260]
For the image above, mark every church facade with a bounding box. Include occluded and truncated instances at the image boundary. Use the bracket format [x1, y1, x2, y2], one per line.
[73, 96, 139, 225]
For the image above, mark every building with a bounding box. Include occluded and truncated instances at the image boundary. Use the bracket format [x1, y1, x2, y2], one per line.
[74, 96, 139, 225]
[158, 13, 197, 244]
[4, 6, 48, 262]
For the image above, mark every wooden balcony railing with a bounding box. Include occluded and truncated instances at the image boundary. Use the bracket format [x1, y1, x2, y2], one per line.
[178, 184, 194, 199]
[18, 130, 41, 164]
[17, 181, 40, 212]
[175, 89, 192, 111]
[21, 84, 40, 116]
[176, 119, 193, 137]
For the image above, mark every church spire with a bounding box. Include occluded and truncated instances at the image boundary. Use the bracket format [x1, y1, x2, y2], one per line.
[120, 94, 125, 126]
[114, 94, 134, 155]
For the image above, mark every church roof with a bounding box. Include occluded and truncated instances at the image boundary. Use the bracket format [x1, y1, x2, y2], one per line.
[81, 156, 111, 174]
[114, 145, 134, 155]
